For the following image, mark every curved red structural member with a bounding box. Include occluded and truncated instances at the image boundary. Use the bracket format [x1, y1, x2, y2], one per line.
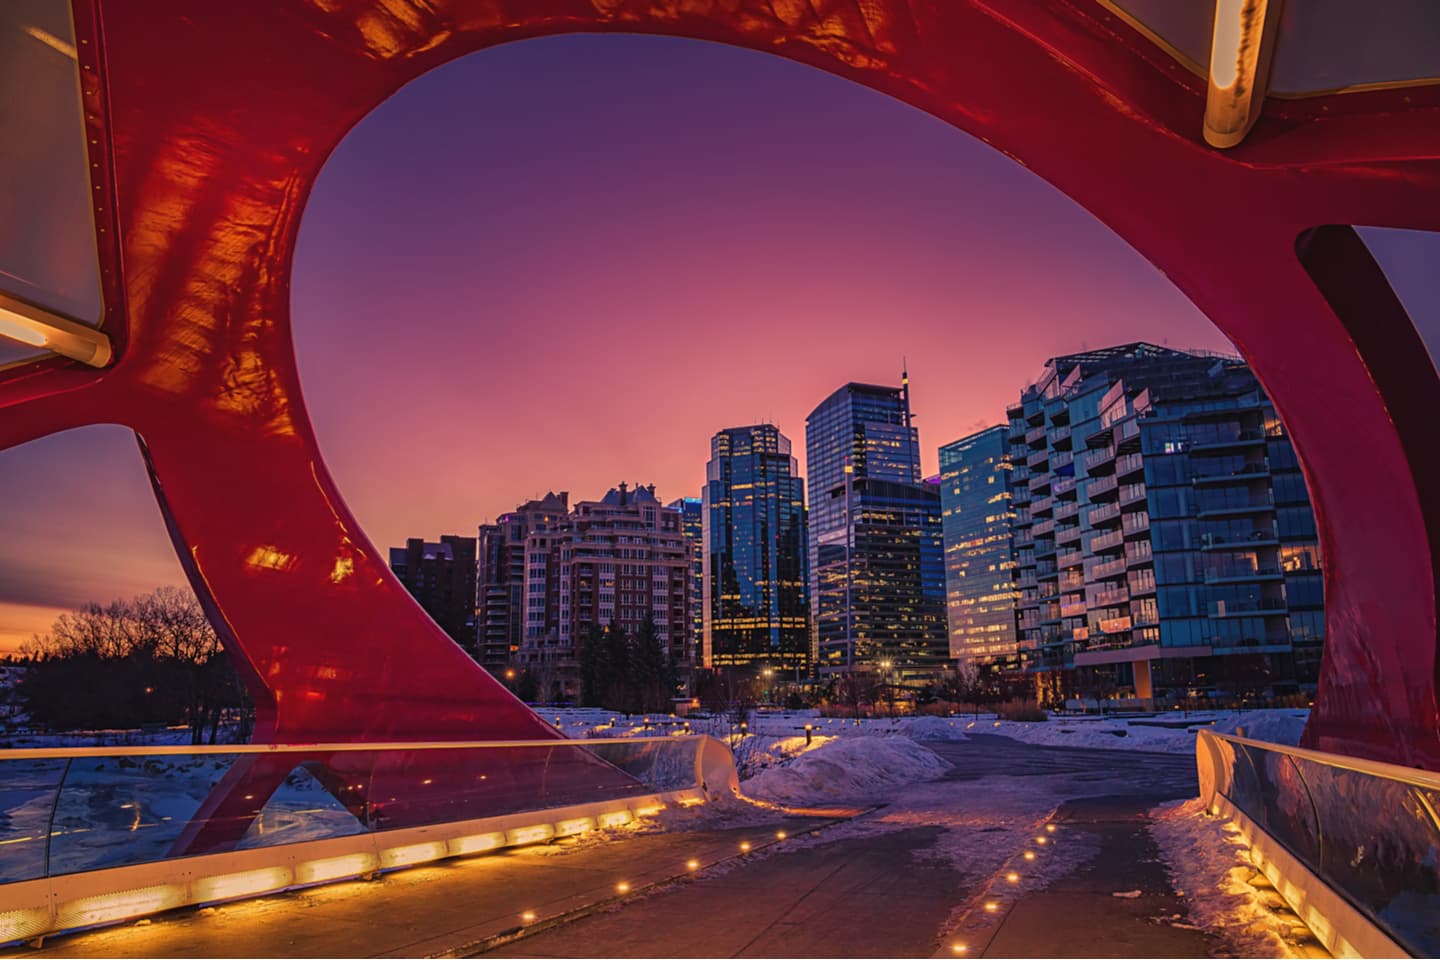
[0, 1, 1437, 780]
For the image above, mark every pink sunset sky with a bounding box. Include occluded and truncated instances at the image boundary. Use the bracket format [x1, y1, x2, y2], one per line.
[1, 33, 1282, 655]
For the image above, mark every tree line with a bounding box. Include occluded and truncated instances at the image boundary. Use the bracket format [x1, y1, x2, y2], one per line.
[13, 586, 250, 743]
[577, 616, 676, 714]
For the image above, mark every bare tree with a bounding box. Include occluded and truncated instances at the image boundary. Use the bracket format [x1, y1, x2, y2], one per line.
[18, 587, 247, 742]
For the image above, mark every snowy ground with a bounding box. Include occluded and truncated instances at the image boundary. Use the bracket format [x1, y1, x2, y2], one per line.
[1151, 798, 1310, 958]
[550, 706, 1314, 957]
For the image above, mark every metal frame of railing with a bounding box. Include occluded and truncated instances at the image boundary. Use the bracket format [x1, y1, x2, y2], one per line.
[1196, 729, 1438, 958]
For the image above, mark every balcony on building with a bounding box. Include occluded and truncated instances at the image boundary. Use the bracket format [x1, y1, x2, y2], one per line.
[1031, 495, 1055, 517]
[1057, 548, 1085, 569]
[1123, 539, 1153, 566]
[1203, 564, 1284, 584]
[1115, 452, 1145, 479]
[1088, 501, 1122, 527]
[1188, 428, 1268, 452]
[1118, 481, 1147, 506]
[1192, 458, 1270, 485]
[1199, 527, 1279, 550]
[1088, 474, 1119, 500]
[1052, 475, 1078, 498]
[1090, 529, 1125, 553]
[1049, 424, 1072, 450]
[1082, 445, 1116, 475]
[1056, 523, 1083, 545]
[1029, 471, 1052, 495]
[1090, 556, 1128, 581]
[1054, 500, 1080, 521]
[1032, 518, 1056, 537]
[1093, 586, 1129, 608]
[1121, 512, 1150, 538]
[1025, 424, 1048, 447]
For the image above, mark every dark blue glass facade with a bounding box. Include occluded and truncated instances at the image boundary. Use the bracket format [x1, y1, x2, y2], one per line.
[702, 425, 809, 671]
[1004, 343, 1324, 700]
[938, 426, 1019, 662]
[805, 381, 946, 680]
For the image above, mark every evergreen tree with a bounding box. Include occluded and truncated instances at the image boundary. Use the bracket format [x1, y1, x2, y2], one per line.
[629, 615, 670, 714]
[602, 620, 631, 712]
[578, 623, 607, 708]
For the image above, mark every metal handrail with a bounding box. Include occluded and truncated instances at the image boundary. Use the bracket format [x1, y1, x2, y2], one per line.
[0, 734, 708, 762]
[1200, 729, 1440, 792]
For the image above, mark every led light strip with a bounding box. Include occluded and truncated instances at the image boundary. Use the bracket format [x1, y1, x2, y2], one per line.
[1204, 0, 1286, 148]
[0, 294, 112, 368]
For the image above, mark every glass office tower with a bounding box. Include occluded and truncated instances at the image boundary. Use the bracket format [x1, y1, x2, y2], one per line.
[805, 377, 947, 681]
[938, 426, 1019, 663]
[702, 425, 809, 673]
[667, 495, 705, 671]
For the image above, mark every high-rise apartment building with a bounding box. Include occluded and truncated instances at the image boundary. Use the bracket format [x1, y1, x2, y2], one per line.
[938, 426, 1019, 663]
[666, 496, 704, 671]
[477, 492, 570, 670]
[805, 376, 947, 681]
[701, 425, 809, 674]
[388, 536, 478, 654]
[514, 483, 690, 699]
[1005, 343, 1323, 700]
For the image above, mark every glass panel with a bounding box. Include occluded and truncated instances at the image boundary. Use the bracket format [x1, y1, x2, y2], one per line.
[0, 757, 66, 882]
[0, 1, 102, 324]
[1271, 0, 1440, 95]
[1301, 763, 1440, 956]
[1, 738, 708, 880]
[235, 765, 366, 850]
[48, 753, 239, 875]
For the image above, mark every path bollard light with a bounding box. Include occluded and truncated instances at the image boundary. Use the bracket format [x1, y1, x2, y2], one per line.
[739, 841, 752, 853]
[776, 830, 787, 840]
[1006, 872, 1020, 884]
[615, 882, 631, 894]
[1045, 824, 1056, 834]
[1023, 851, 1036, 861]
[983, 901, 999, 913]
[686, 859, 700, 871]
[951, 944, 968, 954]
[804, 723, 813, 745]
[521, 911, 537, 923]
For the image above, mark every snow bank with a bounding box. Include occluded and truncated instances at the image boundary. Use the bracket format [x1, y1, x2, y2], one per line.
[1150, 797, 1305, 958]
[893, 716, 969, 741]
[741, 735, 952, 806]
[1207, 711, 1306, 746]
[984, 709, 1308, 755]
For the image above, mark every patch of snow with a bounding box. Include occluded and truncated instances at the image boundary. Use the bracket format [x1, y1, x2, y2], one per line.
[741, 735, 952, 807]
[893, 716, 970, 742]
[1207, 712, 1306, 746]
[1149, 797, 1303, 958]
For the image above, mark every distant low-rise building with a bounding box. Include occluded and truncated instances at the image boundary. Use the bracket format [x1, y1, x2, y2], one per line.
[477, 492, 570, 670]
[515, 483, 691, 699]
[388, 536, 478, 653]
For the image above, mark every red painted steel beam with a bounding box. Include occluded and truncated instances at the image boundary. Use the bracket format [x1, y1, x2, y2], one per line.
[0, 0, 1436, 780]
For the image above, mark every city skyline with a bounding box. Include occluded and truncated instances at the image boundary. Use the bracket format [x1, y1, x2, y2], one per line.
[0, 31, 1355, 655]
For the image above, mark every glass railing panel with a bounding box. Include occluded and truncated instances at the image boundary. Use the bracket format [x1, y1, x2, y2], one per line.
[47, 753, 241, 876]
[0, 737, 712, 882]
[1300, 762, 1440, 955]
[0, 757, 68, 883]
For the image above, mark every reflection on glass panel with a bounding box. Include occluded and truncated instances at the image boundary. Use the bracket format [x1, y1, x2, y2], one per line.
[47, 754, 235, 875]
[0, 758, 67, 883]
[0, 738, 710, 882]
[1356, 227, 1440, 380]
[235, 765, 365, 850]
[0, 1, 102, 324]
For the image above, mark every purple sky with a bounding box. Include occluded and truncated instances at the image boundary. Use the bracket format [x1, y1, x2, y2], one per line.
[1, 35, 1435, 654]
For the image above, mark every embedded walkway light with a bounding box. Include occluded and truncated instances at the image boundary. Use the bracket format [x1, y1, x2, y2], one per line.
[1203, 0, 1285, 148]
[0, 294, 112, 368]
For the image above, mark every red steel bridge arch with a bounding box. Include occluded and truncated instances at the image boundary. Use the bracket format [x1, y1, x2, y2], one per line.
[1, 1, 1437, 777]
